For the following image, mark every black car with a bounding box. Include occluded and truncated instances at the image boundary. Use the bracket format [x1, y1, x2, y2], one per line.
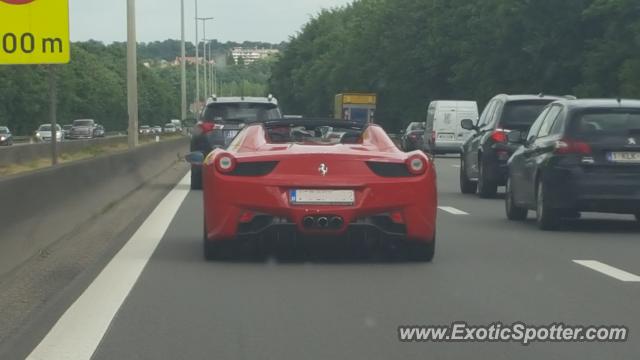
[459, 94, 563, 197]
[0, 126, 13, 146]
[400, 122, 425, 152]
[505, 99, 640, 229]
[190, 96, 282, 189]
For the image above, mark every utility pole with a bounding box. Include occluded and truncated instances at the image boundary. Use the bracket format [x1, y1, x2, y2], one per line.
[180, 0, 187, 122]
[48, 66, 58, 165]
[197, 17, 213, 100]
[127, 0, 139, 148]
[194, 0, 200, 115]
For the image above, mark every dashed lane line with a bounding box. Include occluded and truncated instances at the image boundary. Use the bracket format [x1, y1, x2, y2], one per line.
[573, 260, 640, 282]
[438, 206, 470, 215]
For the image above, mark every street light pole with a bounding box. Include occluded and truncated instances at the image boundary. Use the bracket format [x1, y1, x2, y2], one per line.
[197, 17, 213, 100]
[126, 0, 139, 148]
[194, 0, 199, 115]
[180, 0, 187, 122]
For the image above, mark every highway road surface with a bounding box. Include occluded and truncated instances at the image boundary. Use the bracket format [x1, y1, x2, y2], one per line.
[3, 156, 640, 359]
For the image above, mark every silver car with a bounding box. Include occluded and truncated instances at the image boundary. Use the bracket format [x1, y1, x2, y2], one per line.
[35, 124, 64, 142]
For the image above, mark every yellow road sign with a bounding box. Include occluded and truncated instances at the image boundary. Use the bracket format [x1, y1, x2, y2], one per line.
[0, 0, 70, 64]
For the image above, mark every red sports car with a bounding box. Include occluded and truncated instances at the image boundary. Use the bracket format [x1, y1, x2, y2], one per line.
[186, 119, 438, 261]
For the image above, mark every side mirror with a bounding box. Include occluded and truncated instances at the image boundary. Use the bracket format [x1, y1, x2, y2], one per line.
[507, 130, 525, 144]
[185, 151, 205, 165]
[460, 119, 476, 131]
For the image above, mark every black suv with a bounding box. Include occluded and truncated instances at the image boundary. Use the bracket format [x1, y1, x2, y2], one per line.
[400, 122, 425, 152]
[506, 99, 640, 229]
[190, 96, 282, 189]
[459, 94, 563, 197]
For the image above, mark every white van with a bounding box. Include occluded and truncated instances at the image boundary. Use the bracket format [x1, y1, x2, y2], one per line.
[425, 100, 478, 154]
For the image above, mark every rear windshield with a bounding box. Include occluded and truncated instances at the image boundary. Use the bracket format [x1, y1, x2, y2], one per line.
[202, 103, 281, 123]
[266, 124, 364, 145]
[501, 100, 554, 129]
[409, 123, 425, 131]
[73, 120, 94, 127]
[570, 109, 640, 137]
[38, 125, 60, 131]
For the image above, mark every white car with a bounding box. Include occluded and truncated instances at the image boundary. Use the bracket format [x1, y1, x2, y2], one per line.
[163, 124, 177, 133]
[35, 124, 64, 142]
[425, 100, 478, 154]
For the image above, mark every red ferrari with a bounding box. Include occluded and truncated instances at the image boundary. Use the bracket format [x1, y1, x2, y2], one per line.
[186, 119, 438, 261]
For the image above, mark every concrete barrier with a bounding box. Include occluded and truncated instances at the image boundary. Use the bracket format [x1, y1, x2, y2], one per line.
[0, 137, 190, 277]
[0, 136, 127, 166]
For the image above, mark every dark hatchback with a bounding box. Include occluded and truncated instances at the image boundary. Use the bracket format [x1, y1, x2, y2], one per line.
[459, 94, 563, 197]
[505, 99, 640, 229]
[190, 97, 282, 189]
[401, 122, 425, 152]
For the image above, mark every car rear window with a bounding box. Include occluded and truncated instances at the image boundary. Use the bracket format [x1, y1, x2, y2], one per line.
[266, 124, 364, 145]
[569, 109, 640, 137]
[73, 120, 94, 127]
[500, 100, 554, 129]
[203, 103, 281, 123]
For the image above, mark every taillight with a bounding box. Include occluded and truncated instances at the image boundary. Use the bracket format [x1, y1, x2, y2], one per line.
[490, 129, 508, 143]
[215, 153, 237, 173]
[390, 211, 405, 224]
[406, 155, 427, 175]
[554, 139, 591, 155]
[197, 122, 223, 135]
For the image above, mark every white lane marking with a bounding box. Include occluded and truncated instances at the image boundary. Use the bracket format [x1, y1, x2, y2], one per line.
[438, 206, 469, 215]
[28, 173, 191, 360]
[573, 260, 640, 282]
[452, 164, 461, 168]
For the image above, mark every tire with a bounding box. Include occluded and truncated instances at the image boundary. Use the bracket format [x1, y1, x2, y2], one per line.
[505, 177, 527, 221]
[535, 180, 560, 230]
[477, 157, 498, 198]
[460, 157, 477, 194]
[406, 233, 435, 262]
[191, 165, 203, 190]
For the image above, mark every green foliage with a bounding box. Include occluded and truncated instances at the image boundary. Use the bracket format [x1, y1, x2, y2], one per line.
[269, 0, 640, 131]
[0, 40, 277, 134]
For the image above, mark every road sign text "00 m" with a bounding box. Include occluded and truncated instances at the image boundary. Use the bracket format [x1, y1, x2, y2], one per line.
[2, 32, 64, 55]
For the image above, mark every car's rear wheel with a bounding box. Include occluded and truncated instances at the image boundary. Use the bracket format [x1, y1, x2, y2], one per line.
[406, 233, 435, 262]
[459, 157, 477, 194]
[505, 177, 527, 221]
[477, 158, 498, 198]
[536, 180, 560, 230]
[191, 165, 203, 190]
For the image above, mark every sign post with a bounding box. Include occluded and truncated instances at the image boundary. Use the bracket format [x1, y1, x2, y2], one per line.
[0, 0, 70, 165]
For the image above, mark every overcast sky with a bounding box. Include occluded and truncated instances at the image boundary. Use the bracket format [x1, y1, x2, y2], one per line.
[69, 0, 353, 44]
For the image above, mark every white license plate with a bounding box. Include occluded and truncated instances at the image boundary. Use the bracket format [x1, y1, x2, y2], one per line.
[438, 133, 455, 140]
[608, 152, 640, 163]
[290, 189, 355, 205]
[225, 131, 238, 139]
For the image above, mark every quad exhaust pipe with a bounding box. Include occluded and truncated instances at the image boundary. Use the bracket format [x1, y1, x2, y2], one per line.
[316, 217, 329, 228]
[302, 216, 344, 229]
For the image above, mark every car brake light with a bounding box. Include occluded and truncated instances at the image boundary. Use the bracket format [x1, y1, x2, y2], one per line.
[406, 155, 427, 175]
[197, 122, 223, 134]
[215, 153, 237, 173]
[554, 139, 591, 155]
[490, 129, 508, 143]
[390, 211, 404, 224]
[239, 211, 254, 223]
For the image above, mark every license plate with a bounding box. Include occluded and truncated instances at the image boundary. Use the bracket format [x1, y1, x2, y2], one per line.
[290, 189, 355, 205]
[225, 131, 238, 139]
[608, 152, 640, 163]
[438, 133, 455, 140]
